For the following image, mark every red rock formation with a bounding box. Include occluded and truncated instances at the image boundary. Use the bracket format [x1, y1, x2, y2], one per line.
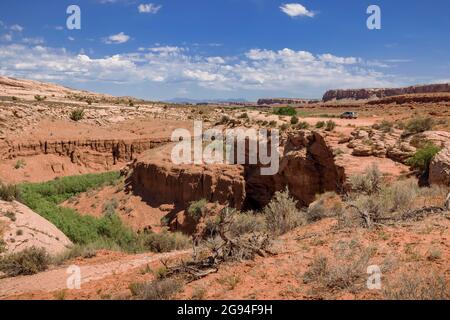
[323, 83, 450, 102]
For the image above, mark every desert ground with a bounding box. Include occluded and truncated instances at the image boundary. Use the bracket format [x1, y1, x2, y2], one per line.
[0, 76, 449, 300]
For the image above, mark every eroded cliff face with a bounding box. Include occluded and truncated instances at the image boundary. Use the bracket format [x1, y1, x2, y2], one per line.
[1, 138, 170, 168]
[129, 161, 246, 210]
[128, 130, 346, 211]
[245, 131, 345, 208]
[323, 83, 450, 101]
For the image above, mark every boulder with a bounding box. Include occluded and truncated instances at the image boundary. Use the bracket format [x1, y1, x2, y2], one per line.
[429, 147, 450, 186]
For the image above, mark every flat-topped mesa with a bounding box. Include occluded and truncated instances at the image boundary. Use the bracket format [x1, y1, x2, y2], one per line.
[322, 83, 450, 102]
[257, 98, 319, 105]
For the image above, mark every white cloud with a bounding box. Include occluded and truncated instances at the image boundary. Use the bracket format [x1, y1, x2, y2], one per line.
[104, 32, 130, 44]
[10, 24, 24, 32]
[0, 34, 12, 42]
[22, 37, 45, 45]
[280, 3, 315, 18]
[138, 3, 162, 14]
[0, 44, 399, 96]
[319, 54, 359, 64]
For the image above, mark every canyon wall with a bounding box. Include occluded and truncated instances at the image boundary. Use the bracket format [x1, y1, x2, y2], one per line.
[1, 138, 170, 168]
[323, 83, 450, 102]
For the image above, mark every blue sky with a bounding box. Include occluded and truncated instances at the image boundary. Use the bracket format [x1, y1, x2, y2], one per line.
[0, 0, 449, 101]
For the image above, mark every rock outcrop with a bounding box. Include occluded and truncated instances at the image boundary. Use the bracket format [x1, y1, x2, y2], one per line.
[0, 201, 72, 255]
[323, 83, 450, 101]
[1, 138, 170, 166]
[429, 147, 450, 186]
[129, 160, 246, 210]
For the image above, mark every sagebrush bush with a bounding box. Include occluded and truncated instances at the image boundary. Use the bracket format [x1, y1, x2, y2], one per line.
[0, 247, 50, 276]
[383, 273, 448, 300]
[349, 164, 382, 195]
[229, 212, 267, 237]
[139, 231, 190, 253]
[130, 278, 183, 300]
[303, 242, 373, 291]
[307, 192, 344, 223]
[263, 188, 303, 235]
[0, 182, 21, 202]
[70, 108, 85, 121]
[404, 117, 434, 135]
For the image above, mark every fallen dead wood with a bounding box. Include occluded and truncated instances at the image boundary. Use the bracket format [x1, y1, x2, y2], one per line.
[162, 207, 273, 282]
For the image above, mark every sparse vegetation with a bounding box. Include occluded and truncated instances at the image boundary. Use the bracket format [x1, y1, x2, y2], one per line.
[315, 121, 325, 129]
[14, 159, 26, 169]
[229, 212, 267, 237]
[187, 199, 207, 221]
[349, 164, 382, 195]
[290, 115, 299, 125]
[325, 120, 336, 131]
[273, 106, 297, 117]
[296, 121, 309, 130]
[0, 247, 50, 277]
[70, 108, 85, 121]
[263, 188, 303, 236]
[404, 117, 434, 135]
[139, 231, 190, 253]
[129, 278, 183, 300]
[383, 273, 448, 300]
[0, 182, 21, 202]
[34, 95, 46, 102]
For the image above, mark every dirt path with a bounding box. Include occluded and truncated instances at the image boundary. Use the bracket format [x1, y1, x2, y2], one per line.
[0, 249, 190, 299]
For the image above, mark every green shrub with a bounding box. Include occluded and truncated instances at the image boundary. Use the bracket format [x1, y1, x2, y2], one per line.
[34, 95, 46, 102]
[187, 199, 207, 221]
[70, 108, 85, 121]
[263, 188, 303, 236]
[406, 143, 441, 172]
[405, 117, 434, 135]
[325, 120, 336, 132]
[290, 116, 299, 125]
[0, 247, 50, 276]
[0, 182, 21, 202]
[273, 106, 297, 117]
[18, 172, 140, 249]
[130, 278, 183, 300]
[316, 121, 325, 129]
[238, 112, 249, 119]
[14, 159, 26, 169]
[296, 121, 310, 130]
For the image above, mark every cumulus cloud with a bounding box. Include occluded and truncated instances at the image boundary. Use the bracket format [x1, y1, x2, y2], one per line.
[0, 44, 398, 96]
[104, 32, 130, 44]
[280, 3, 315, 18]
[138, 3, 162, 14]
[10, 24, 24, 32]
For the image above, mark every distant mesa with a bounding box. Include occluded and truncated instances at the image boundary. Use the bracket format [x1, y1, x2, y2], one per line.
[323, 83, 450, 102]
[257, 98, 319, 105]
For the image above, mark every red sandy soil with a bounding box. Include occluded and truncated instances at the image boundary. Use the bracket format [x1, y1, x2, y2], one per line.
[1, 214, 448, 300]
